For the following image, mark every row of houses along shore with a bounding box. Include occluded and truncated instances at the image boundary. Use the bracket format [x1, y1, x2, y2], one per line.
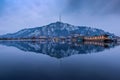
[51, 34, 115, 42]
[1, 34, 116, 42]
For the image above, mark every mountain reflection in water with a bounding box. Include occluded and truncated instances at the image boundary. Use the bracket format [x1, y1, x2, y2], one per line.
[0, 41, 119, 59]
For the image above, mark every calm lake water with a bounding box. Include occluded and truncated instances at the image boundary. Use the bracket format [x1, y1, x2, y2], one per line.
[0, 41, 120, 80]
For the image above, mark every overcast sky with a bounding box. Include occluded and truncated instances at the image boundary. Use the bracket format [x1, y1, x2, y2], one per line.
[0, 0, 120, 36]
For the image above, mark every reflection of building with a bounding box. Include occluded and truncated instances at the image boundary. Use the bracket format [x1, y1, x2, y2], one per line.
[84, 41, 111, 47]
[0, 41, 118, 59]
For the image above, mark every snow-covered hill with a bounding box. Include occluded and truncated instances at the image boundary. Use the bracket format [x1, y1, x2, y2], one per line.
[0, 22, 115, 38]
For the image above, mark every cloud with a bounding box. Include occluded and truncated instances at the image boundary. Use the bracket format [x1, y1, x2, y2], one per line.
[0, 0, 61, 34]
[64, 0, 120, 15]
[0, 0, 6, 15]
[3, 0, 58, 16]
[0, 0, 120, 36]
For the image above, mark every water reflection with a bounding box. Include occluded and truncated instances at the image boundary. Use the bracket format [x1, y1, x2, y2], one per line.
[0, 41, 119, 58]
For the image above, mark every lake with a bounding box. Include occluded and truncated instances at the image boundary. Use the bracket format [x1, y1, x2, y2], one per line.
[0, 41, 120, 80]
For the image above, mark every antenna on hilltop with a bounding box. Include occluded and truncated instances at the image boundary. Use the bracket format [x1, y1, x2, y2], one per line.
[59, 14, 61, 22]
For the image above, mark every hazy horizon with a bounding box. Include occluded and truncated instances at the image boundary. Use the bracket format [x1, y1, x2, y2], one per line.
[0, 0, 120, 36]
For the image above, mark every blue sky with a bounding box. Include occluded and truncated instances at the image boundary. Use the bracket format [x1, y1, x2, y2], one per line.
[0, 0, 120, 36]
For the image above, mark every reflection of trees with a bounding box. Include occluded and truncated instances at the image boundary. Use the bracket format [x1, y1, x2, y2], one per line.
[0, 41, 118, 59]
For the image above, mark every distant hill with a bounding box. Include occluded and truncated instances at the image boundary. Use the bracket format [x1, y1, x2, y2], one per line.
[0, 22, 116, 38]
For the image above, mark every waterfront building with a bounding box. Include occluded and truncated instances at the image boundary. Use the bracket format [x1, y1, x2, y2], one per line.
[84, 35, 111, 42]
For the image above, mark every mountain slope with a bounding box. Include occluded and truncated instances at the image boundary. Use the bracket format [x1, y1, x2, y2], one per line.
[0, 22, 115, 38]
